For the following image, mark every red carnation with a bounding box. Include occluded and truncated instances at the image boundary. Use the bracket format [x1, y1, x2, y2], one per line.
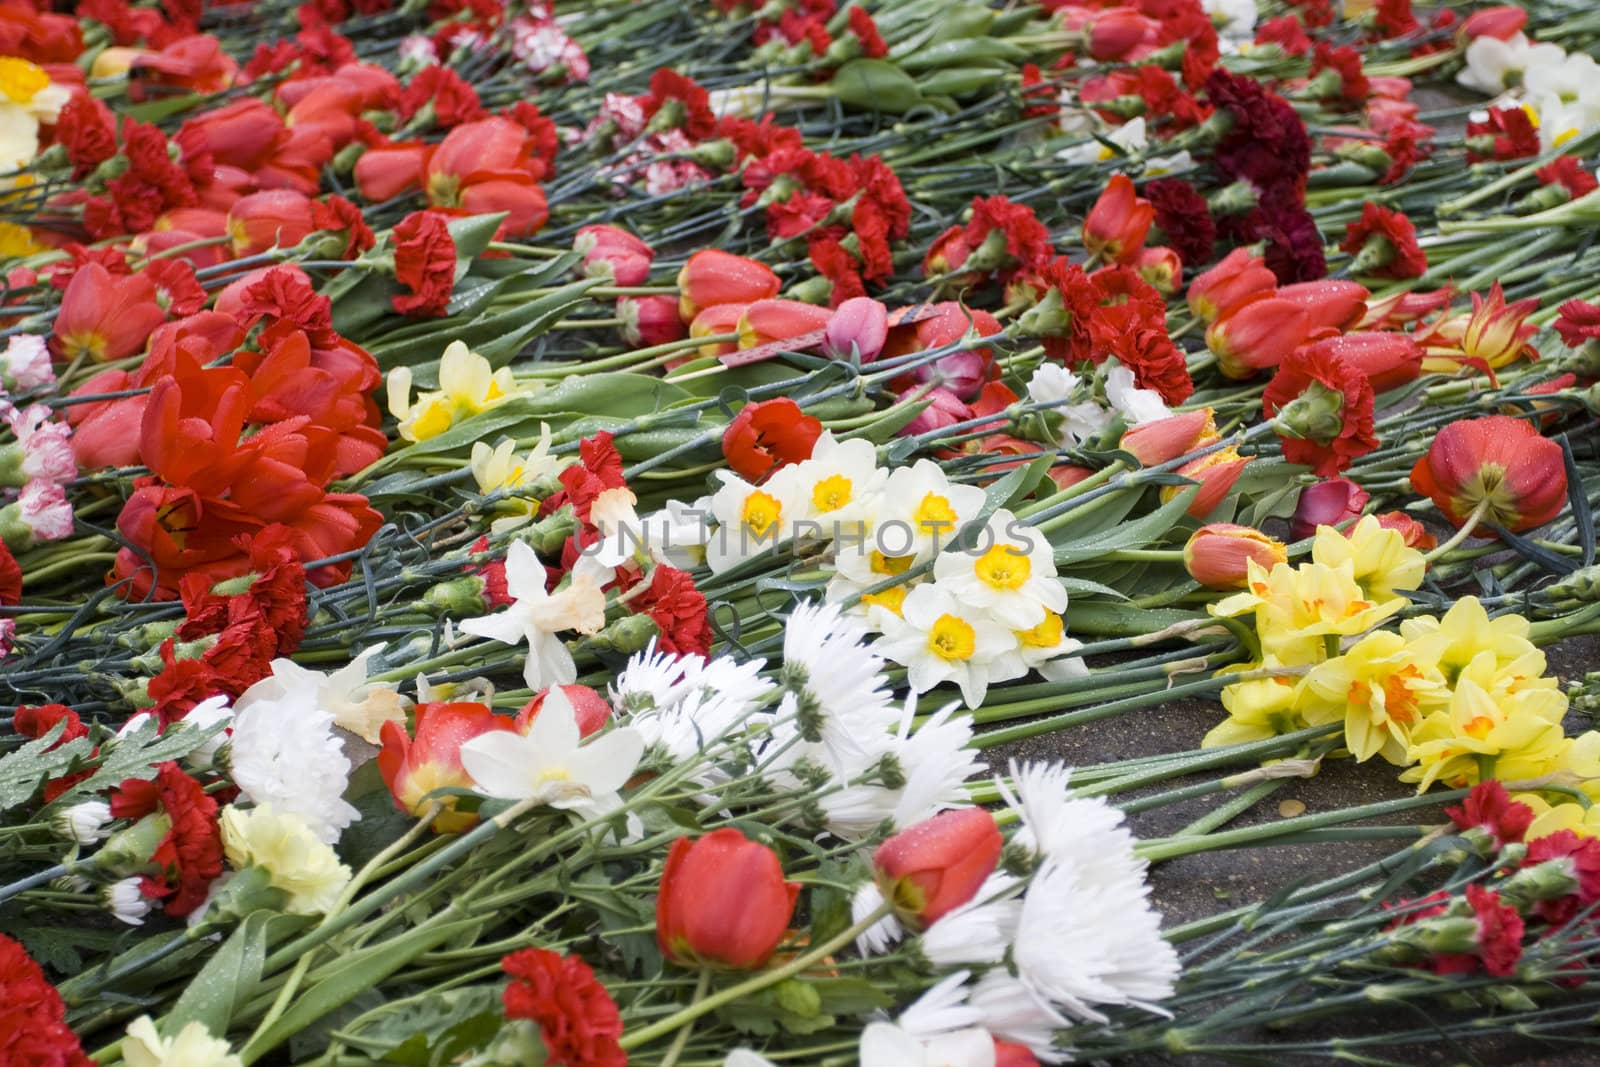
[0, 539, 20, 606]
[1143, 178, 1214, 268]
[109, 762, 224, 918]
[1537, 156, 1600, 200]
[467, 537, 514, 608]
[311, 194, 377, 257]
[847, 6, 888, 58]
[1445, 781, 1532, 850]
[1555, 298, 1600, 349]
[14, 704, 87, 747]
[1433, 885, 1524, 978]
[1380, 120, 1433, 184]
[146, 259, 207, 317]
[1466, 106, 1539, 162]
[810, 236, 868, 305]
[501, 948, 626, 1067]
[548, 432, 627, 525]
[641, 68, 716, 140]
[0, 934, 93, 1067]
[1254, 16, 1311, 55]
[147, 640, 232, 726]
[1263, 345, 1378, 475]
[961, 195, 1054, 282]
[391, 211, 457, 317]
[1522, 830, 1600, 925]
[723, 398, 822, 483]
[399, 65, 486, 128]
[55, 94, 118, 180]
[1019, 63, 1058, 118]
[1341, 203, 1426, 279]
[1373, 0, 1419, 37]
[635, 565, 711, 656]
[1309, 43, 1370, 108]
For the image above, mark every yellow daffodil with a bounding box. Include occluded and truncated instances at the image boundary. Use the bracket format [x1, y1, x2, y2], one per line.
[387, 341, 526, 442]
[1402, 660, 1569, 791]
[1302, 631, 1448, 764]
[1213, 558, 1404, 664]
[1204, 659, 1305, 748]
[1311, 515, 1426, 602]
[1518, 792, 1600, 840]
[1399, 596, 1540, 687]
[470, 424, 567, 531]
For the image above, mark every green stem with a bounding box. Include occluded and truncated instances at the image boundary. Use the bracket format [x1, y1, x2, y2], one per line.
[658, 970, 712, 1067]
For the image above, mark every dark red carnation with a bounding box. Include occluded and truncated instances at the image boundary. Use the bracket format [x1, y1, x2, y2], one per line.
[1380, 120, 1433, 184]
[391, 211, 457, 317]
[501, 948, 626, 1067]
[1143, 178, 1214, 268]
[1205, 69, 1312, 199]
[1522, 830, 1600, 925]
[635, 565, 711, 656]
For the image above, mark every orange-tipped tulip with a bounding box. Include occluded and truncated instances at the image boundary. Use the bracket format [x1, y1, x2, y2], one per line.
[1082, 174, 1155, 264]
[1165, 446, 1251, 518]
[1208, 296, 1313, 380]
[736, 298, 833, 350]
[656, 829, 800, 969]
[1119, 408, 1219, 466]
[1185, 524, 1289, 590]
[50, 264, 167, 364]
[1186, 247, 1277, 323]
[1275, 279, 1370, 333]
[1410, 415, 1566, 533]
[677, 249, 781, 321]
[874, 808, 1001, 929]
[377, 702, 515, 833]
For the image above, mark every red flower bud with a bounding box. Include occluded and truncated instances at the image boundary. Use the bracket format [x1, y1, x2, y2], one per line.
[1275, 279, 1370, 332]
[1119, 408, 1220, 465]
[1133, 245, 1183, 295]
[1186, 247, 1277, 323]
[723, 397, 822, 483]
[619, 294, 685, 348]
[656, 829, 800, 969]
[1083, 174, 1155, 264]
[1164, 447, 1251, 518]
[1088, 10, 1159, 61]
[689, 303, 746, 359]
[874, 808, 1002, 928]
[378, 702, 514, 832]
[736, 298, 833, 350]
[1290, 478, 1369, 540]
[574, 225, 654, 287]
[354, 143, 430, 202]
[227, 189, 318, 257]
[677, 250, 781, 321]
[514, 685, 611, 738]
[1185, 524, 1288, 589]
[1208, 296, 1313, 379]
[1460, 5, 1527, 41]
[1304, 332, 1422, 394]
[1410, 415, 1566, 533]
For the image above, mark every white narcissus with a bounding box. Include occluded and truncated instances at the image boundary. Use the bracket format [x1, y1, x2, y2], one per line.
[459, 687, 643, 819]
[874, 582, 1022, 708]
[461, 541, 607, 691]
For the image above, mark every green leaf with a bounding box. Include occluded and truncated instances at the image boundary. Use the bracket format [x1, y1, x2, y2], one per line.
[444, 214, 509, 263]
[1053, 486, 1197, 566]
[165, 910, 275, 1036]
[333, 986, 502, 1066]
[1068, 602, 1205, 637]
[40, 717, 230, 816]
[971, 455, 1053, 529]
[0, 722, 91, 814]
[1058, 576, 1130, 601]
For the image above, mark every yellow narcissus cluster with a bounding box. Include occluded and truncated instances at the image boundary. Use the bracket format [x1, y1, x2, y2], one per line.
[1205, 517, 1600, 832]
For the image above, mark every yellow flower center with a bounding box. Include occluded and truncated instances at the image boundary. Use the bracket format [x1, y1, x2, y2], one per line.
[0, 220, 41, 257]
[811, 473, 853, 513]
[927, 614, 976, 661]
[914, 492, 958, 535]
[0, 58, 47, 105]
[1463, 715, 1496, 740]
[1016, 611, 1064, 648]
[863, 584, 908, 616]
[974, 544, 1031, 591]
[870, 551, 913, 577]
[741, 490, 782, 538]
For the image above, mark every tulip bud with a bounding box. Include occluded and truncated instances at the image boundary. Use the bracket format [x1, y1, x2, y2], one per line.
[1087, 10, 1158, 61]
[923, 224, 973, 278]
[1410, 415, 1566, 533]
[657, 829, 800, 969]
[1290, 478, 1369, 540]
[1184, 524, 1288, 590]
[1304, 332, 1422, 394]
[823, 296, 889, 362]
[1164, 447, 1250, 518]
[619, 295, 685, 348]
[1082, 174, 1155, 264]
[689, 303, 746, 359]
[1207, 296, 1312, 379]
[574, 224, 654, 287]
[1460, 5, 1527, 41]
[226, 189, 318, 257]
[874, 808, 1002, 929]
[1133, 246, 1182, 295]
[677, 249, 781, 321]
[1186, 247, 1277, 323]
[1119, 408, 1219, 465]
[898, 385, 972, 437]
[515, 684, 611, 738]
[736, 298, 833, 350]
[1275, 280, 1370, 333]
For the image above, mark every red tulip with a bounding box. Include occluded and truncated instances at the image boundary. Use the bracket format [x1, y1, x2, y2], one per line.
[354, 143, 431, 202]
[457, 179, 550, 238]
[1207, 295, 1313, 379]
[1087, 9, 1159, 61]
[283, 64, 403, 148]
[50, 263, 166, 364]
[1134, 245, 1182, 295]
[1186, 248, 1277, 323]
[514, 685, 612, 738]
[620, 295, 686, 348]
[677, 250, 780, 321]
[378, 702, 515, 832]
[656, 829, 800, 969]
[689, 303, 746, 359]
[1275, 280, 1370, 332]
[723, 398, 822, 483]
[1120, 408, 1220, 466]
[425, 117, 545, 211]
[994, 1040, 1043, 1067]
[227, 190, 318, 257]
[874, 808, 1001, 928]
[1410, 416, 1566, 533]
[575, 225, 654, 287]
[1375, 511, 1437, 550]
[1082, 174, 1154, 264]
[1290, 478, 1369, 540]
[1460, 5, 1527, 40]
[1165, 447, 1251, 518]
[1304, 332, 1422, 394]
[736, 298, 832, 350]
[1185, 524, 1288, 589]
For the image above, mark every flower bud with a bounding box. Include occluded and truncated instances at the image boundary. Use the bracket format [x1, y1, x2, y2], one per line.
[619, 294, 685, 348]
[1460, 5, 1527, 41]
[1164, 447, 1251, 518]
[574, 224, 654, 287]
[677, 249, 781, 321]
[657, 828, 800, 969]
[515, 684, 611, 738]
[423, 575, 489, 617]
[1275, 280, 1370, 333]
[1410, 415, 1566, 533]
[898, 386, 972, 437]
[823, 296, 889, 362]
[689, 302, 745, 359]
[1186, 247, 1275, 323]
[1082, 174, 1155, 264]
[873, 808, 1002, 929]
[1184, 524, 1288, 590]
[736, 298, 833, 350]
[1119, 408, 1219, 465]
[378, 702, 514, 832]
[584, 612, 660, 655]
[226, 189, 318, 257]
[1304, 332, 1422, 394]
[1207, 296, 1313, 379]
[1290, 478, 1369, 540]
[1133, 245, 1182, 295]
[1087, 10, 1159, 61]
[104, 876, 154, 926]
[55, 800, 113, 845]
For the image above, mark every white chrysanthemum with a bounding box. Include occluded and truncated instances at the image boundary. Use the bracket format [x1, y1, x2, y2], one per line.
[782, 601, 899, 768]
[996, 761, 1115, 862]
[611, 643, 708, 714]
[889, 701, 984, 829]
[853, 882, 905, 955]
[56, 800, 112, 845]
[221, 805, 352, 916]
[864, 970, 995, 1066]
[229, 673, 359, 845]
[932, 511, 1067, 631]
[968, 971, 1068, 1063]
[920, 872, 1022, 968]
[1025, 364, 1114, 447]
[123, 1016, 242, 1067]
[875, 582, 1023, 707]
